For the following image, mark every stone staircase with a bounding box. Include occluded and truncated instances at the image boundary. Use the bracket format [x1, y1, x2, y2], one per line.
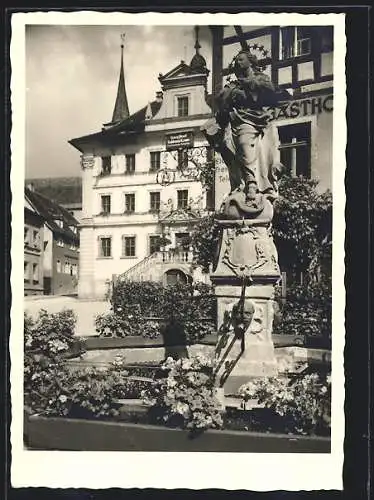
[118, 249, 193, 282]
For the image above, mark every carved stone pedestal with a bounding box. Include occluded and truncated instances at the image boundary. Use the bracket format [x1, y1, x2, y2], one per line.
[211, 218, 281, 396]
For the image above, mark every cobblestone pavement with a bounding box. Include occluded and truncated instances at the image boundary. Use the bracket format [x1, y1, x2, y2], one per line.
[24, 295, 110, 337]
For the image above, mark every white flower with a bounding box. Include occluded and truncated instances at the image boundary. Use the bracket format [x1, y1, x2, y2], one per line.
[320, 386, 327, 394]
[59, 395, 67, 403]
[175, 402, 189, 417]
[182, 359, 192, 370]
[167, 378, 177, 388]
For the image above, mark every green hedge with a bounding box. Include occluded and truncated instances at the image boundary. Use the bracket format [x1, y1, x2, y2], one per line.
[98, 281, 216, 343]
[274, 278, 332, 341]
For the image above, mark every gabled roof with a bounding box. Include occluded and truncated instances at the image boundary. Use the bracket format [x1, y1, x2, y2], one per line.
[69, 100, 163, 152]
[158, 60, 209, 91]
[25, 187, 79, 243]
[159, 61, 209, 82]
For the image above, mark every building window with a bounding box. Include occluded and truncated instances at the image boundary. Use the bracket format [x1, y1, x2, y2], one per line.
[149, 192, 161, 212]
[55, 219, 64, 229]
[56, 260, 62, 273]
[99, 237, 112, 258]
[57, 239, 64, 247]
[149, 235, 161, 255]
[320, 26, 334, 52]
[177, 96, 189, 117]
[24, 261, 29, 283]
[122, 236, 136, 257]
[101, 195, 111, 214]
[101, 156, 112, 175]
[278, 122, 311, 178]
[150, 151, 161, 171]
[32, 230, 40, 248]
[280, 26, 312, 60]
[24, 227, 29, 245]
[177, 149, 188, 170]
[177, 189, 189, 209]
[32, 263, 39, 284]
[64, 261, 70, 274]
[124, 193, 135, 213]
[125, 154, 136, 174]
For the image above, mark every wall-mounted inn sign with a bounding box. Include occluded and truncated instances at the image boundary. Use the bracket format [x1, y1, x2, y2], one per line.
[268, 94, 333, 121]
[165, 131, 194, 150]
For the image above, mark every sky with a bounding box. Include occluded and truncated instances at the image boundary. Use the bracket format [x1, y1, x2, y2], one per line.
[25, 24, 213, 179]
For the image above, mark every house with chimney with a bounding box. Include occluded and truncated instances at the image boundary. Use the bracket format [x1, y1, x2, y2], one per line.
[69, 27, 214, 299]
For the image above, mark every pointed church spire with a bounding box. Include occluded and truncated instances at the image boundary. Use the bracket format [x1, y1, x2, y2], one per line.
[111, 33, 130, 124]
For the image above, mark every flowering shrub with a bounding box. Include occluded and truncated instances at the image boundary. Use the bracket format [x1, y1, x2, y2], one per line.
[142, 355, 223, 434]
[238, 372, 331, 435]
[24, 309, 83, 363]
[24, 310, 153, 418]
[95, 312, 138, 337]
[26, 363, 133, 419]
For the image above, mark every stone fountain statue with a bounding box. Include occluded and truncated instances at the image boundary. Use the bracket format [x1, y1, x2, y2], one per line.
[203, 49, 284, 397]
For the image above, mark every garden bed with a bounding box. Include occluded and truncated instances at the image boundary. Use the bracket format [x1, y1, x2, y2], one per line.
[24, 413, 331, 453]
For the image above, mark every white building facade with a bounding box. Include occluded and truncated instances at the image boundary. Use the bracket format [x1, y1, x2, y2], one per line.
[70, 35, 213, 299]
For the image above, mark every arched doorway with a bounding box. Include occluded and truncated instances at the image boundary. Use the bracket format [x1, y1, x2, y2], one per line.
[164, 269, 191, 286]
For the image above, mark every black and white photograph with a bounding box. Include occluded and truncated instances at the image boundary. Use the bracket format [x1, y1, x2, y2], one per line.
[11, 11, 346, 490]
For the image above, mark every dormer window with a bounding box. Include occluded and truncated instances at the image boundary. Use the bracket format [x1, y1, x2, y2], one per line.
[55, 219, 64, 229]
[69, 225, 78, 235]
[177, 96, 189, 117]
[101, 156, 112, 175]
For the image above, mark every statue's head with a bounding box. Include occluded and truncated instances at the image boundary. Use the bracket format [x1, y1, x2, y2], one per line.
[232, 50, 260, 76]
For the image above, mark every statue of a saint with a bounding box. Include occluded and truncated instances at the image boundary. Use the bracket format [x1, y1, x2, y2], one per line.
[203, 49, 284, 209]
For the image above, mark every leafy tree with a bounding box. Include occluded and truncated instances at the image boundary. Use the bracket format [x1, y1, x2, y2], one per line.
[272, 176, 332, 283]
[190, 176, 332, 283]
